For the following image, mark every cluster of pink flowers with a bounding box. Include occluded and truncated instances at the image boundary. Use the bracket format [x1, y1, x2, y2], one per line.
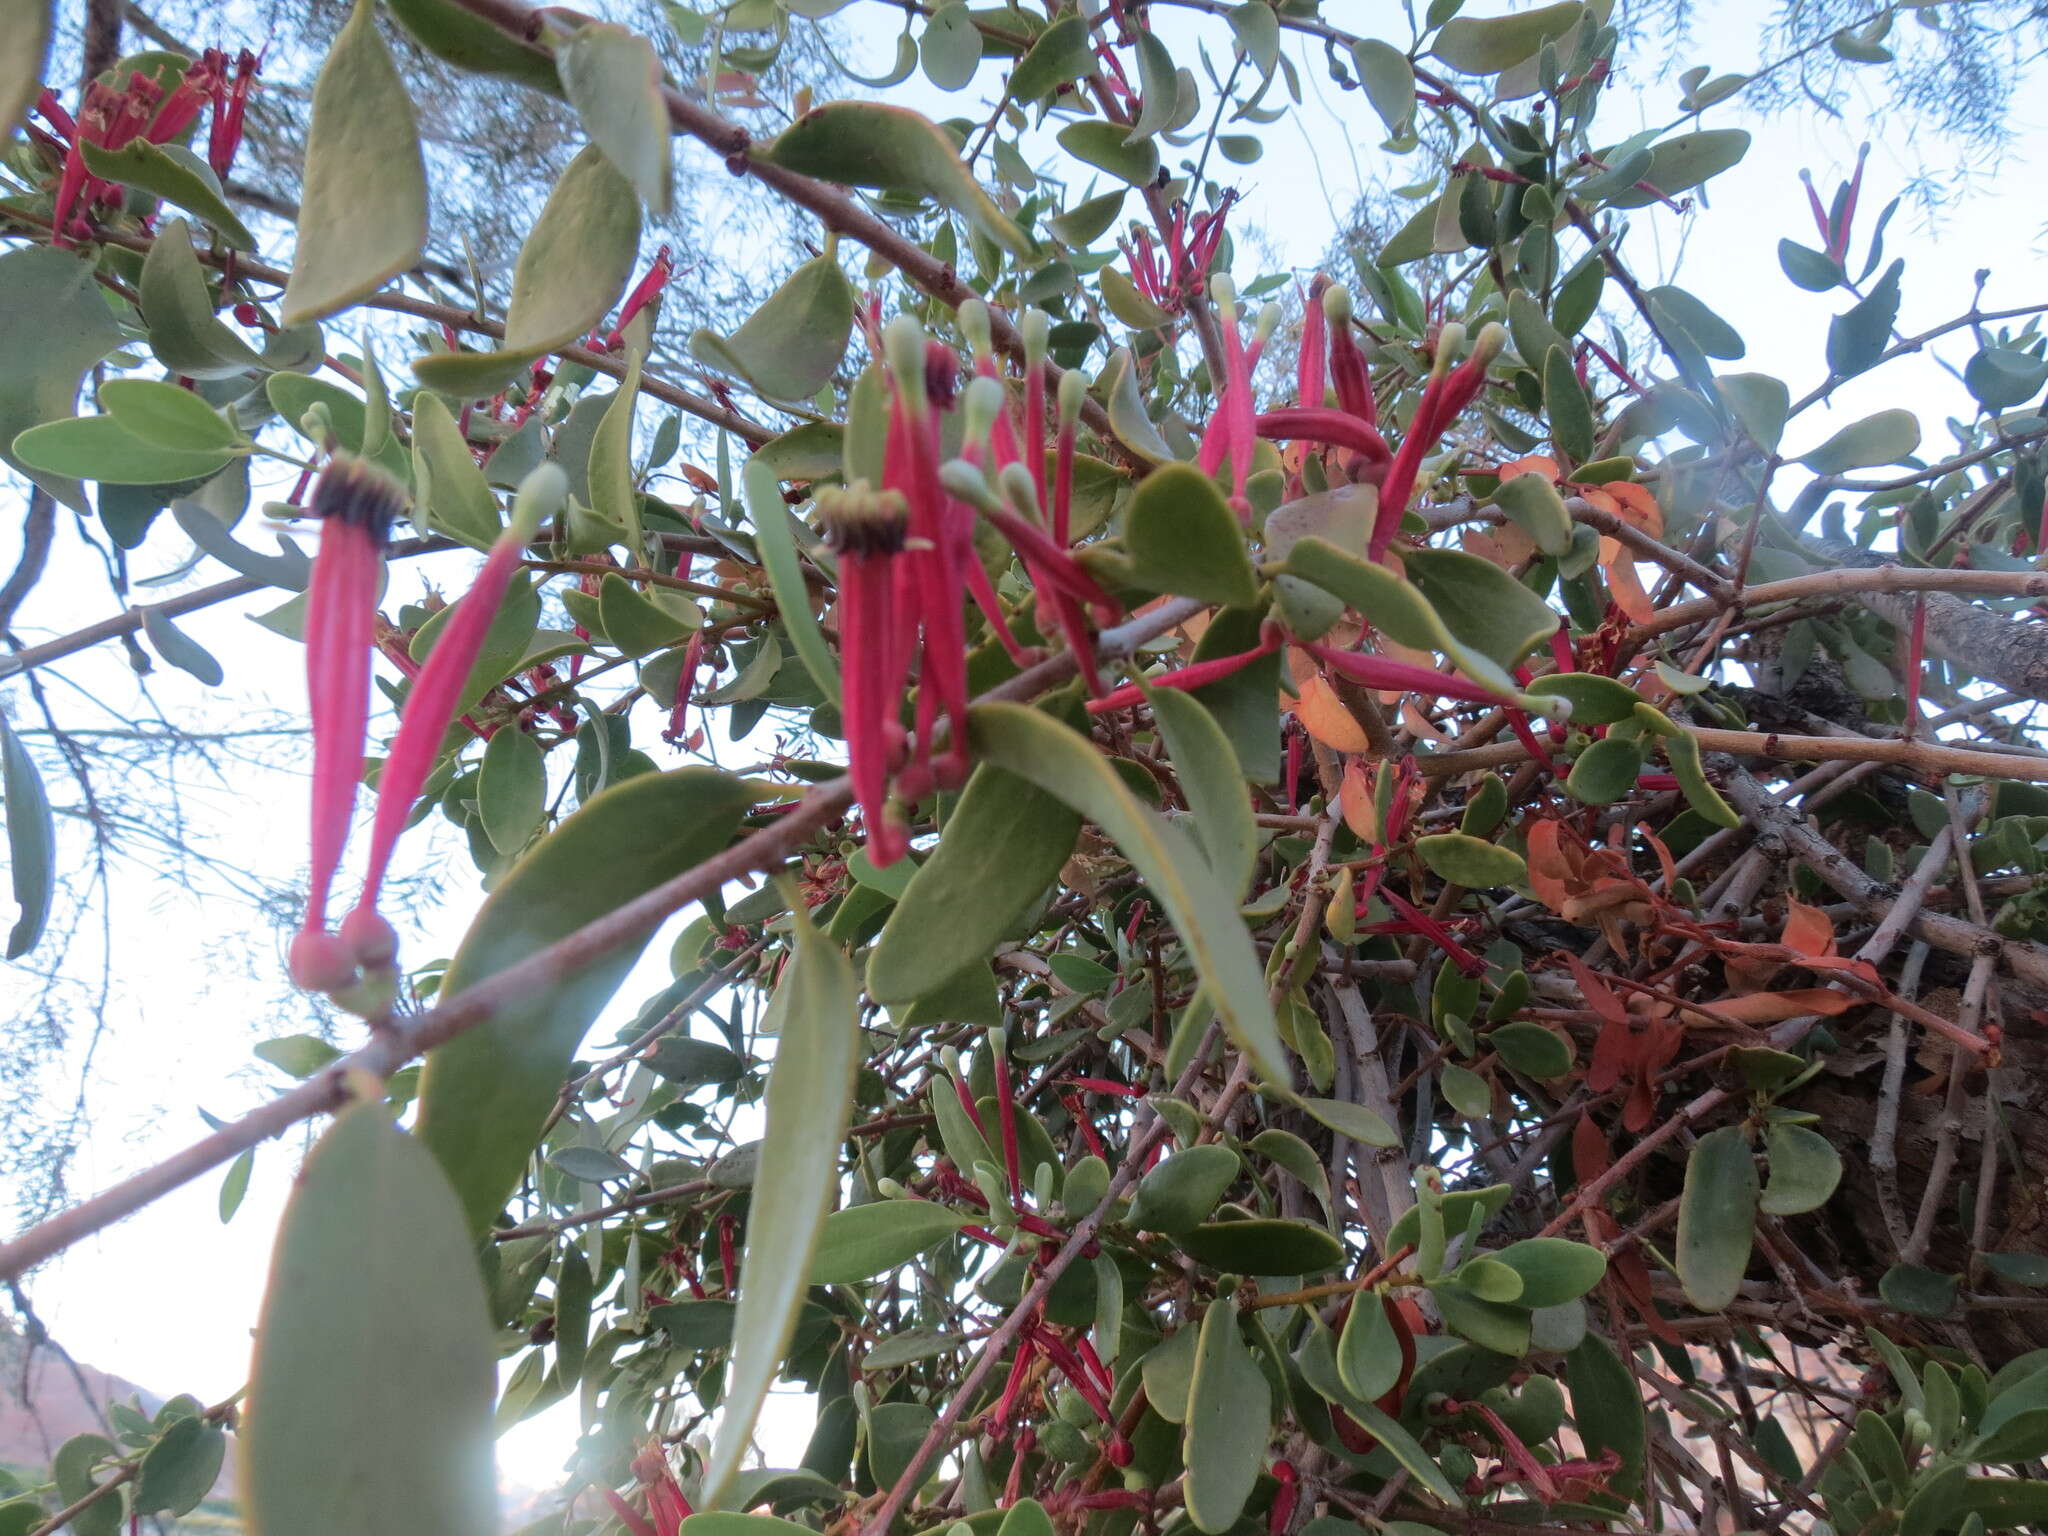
[289, 456, 564, 1002]
[33, 47, 258, 247]
[809, 311, 1117, 866]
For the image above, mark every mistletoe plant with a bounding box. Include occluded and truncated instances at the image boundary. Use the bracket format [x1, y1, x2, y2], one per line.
[1, 0, 2047, 1534]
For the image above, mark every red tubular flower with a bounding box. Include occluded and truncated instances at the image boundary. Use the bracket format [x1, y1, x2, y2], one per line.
[1376, 887, 1487, 976]
[207, 49, 260, 182]
[1300, 638, 1518, 711]
[1324, 284, 1376, 426]
[1254, 407, 1389, 462]
[1369, 322, 1506, 561]
[1299, 277, 1328, 410]
[1269, 1459, 1300, 1536]
[818, 483, 914, 867]
[335, 463, 565, 977]
[1087, 627, 1283, 714]
[603, 245, 674, 352]
[289, 458, 403, 993]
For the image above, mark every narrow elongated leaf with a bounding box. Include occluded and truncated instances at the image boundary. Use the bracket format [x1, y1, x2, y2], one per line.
[1677, 1125, 1757, 1311]
[1183, 1298, 1269, 1534]
[11, 413, 233, 485]
[282, 0, 428, 323]
[243, 1103, 497, 1536]
[1299, 1096, 1400, 1147]
[139, 219, 266, 378]
[556, 23, 672, 213]
[1798, 408, 1920, 473]
[478, 726, 546, 855]
[1566, 1333, 1644, 1496]
[756, 102, 1028, 257]
[1147, 686, 1256, 897]
[867, 755, 1080, 1005]
[704, 896, 862, 1506]
[968, 703, 1289, 1085]
[589, 350, 647, 556]
[412, 392, 502, 550]
[141, 607, 225, 686]
[418, 768, 754, 1232]
[809, 1199, 971, 1283]
[744, 460, 840, 708]
[0, 712, 55, 959]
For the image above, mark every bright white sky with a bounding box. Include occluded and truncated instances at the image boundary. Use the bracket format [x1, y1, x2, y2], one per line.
[3, 0, 2042, 1508]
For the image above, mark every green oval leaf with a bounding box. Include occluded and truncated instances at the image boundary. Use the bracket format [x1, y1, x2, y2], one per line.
[1057, 119, 1160, 186]
[757, 102, 1028, 258]
[1176, 1217, 1345, 1274]
[866, 756, 1080, 1006]
[141, 606, 225, 686]
[1337, 1291, 1403, 1401]
[411, 391, 502, 551]
[1797, 407, 1921, 474]
[79, 138, 256, 250]
[1487, 1021, 1574, 1079]
[1147, 686, 1257, 897]
[1128, 1144, 1242, 1235]
[744, 459, 840, 708]
[1433, 2, 1584, 74]
[1183, 1298, 1271, 1534]
[1299, 1095, 1400, 1148]
[920, 2, 984, 90]
[1677, 1124, 1757, 1311]
[556, 22, 672, 213]
[282, 0, 428, 323]
[139, 219, 267, 379]
[1400, 544, 1559, 672]
[1124, 463, 1260, 608]
[1492, 1237, 1607, 1308]
[1415, 831, 1526, 888]
[477, 726, 546, 855]
[1525, 671, 1641, 725]
[243, 1103, 497, 1536]
[98, 378, 237, 452]
[418, 767, 755, 1232]
[1006, 10, 1092, 102]
[11, 413, 233, 485]
[1759, 1122, 1842, 1215]
[969, 702, 1289, 1086]
[0, 246, 125, 514]
[1566, 735, 1643, 805]
[703, 893, 862, 1506]
[810, 1198, 972, 1283]
[690, 253, 857, 403]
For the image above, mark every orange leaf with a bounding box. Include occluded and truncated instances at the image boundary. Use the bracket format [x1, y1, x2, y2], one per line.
[1599, 479, 1664, 537]
[1702, 988, 1855, 1025]
[1340, 758, 1380, 844]
[1293, 674, 1373, 754]
[1525, 819, 1575, 915]
[1498, 454, 1561, 484]
[1782, 896, 1837, 960]
[1601, 542, 1656, 623]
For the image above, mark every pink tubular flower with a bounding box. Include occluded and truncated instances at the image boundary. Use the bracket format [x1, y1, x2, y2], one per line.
[1087, 625, 1284, 715]
[818, 482, 915, 867]
[1324, 283, 1376, 426]
[1368, 322, 1506, 561]
[602, 245, 674, 353]
[1254, 407, 1390, 462]
[1300, 637, 1519, 710]
[206, 48, 261, 182]
[289, 458, 403, 993]
[334, 463, 566, 979]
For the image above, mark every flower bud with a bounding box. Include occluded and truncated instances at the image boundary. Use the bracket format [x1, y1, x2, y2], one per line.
[959, 298, 993, 362]
[1056, 367, 1089, 429]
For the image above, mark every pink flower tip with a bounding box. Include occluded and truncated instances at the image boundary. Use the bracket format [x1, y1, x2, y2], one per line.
[339, 907, 399, 970]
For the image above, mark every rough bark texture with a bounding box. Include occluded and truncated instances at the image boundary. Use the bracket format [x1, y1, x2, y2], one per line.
[1804, 534, 2048, 703]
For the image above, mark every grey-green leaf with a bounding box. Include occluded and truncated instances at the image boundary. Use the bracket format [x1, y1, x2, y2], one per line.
[1677, 1124, 1757, 1311]
[557, 23, 672, 214]
[242, 1103, 497, 1536]
[1148, 686, 1257, 898]
[418, 768, 754, 1232]
[282, 0, 429, 324]
[1183, 1298, 1270, 1535]
[690, 254, 856, 403]
[968, 703, 1289, 1086]
[703, 895, 862, 1506]
[809, 1199, 971, 1283]
[0, 711, 55, 959]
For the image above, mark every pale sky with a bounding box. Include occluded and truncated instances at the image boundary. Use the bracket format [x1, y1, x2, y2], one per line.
[3, 0, 2042, 1505]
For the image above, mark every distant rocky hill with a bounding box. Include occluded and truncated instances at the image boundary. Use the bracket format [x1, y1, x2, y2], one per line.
[0, 1316, 239, 1530]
